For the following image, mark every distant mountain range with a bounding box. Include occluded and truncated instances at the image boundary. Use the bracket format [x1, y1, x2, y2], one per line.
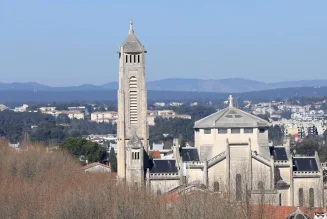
[1, 78, 327, 93]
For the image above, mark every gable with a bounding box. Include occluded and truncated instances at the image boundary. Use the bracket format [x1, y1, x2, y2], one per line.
[194, 106, 269, 129]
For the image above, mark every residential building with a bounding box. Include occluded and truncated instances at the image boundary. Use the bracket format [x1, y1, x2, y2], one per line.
[14, 104, 28, 112]
[91, 111, 118, 123]
[0, 104, 8, 111]
[39, 106, 56, 112]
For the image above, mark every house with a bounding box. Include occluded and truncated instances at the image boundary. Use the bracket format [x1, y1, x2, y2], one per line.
[81, 162, 111, 173]
[90, 111, 118, 123]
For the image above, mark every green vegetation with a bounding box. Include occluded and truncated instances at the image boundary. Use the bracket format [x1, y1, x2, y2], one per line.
[60, 137, 106, 163]
[149, 105, 217, 147]
[291, 132, 327, 162]
[0, 110, 116, 144]
[268, 125, 283, 145]
[109, 147, 117, 172]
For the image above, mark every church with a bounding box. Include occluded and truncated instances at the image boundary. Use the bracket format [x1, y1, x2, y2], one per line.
[116, 21, 325, 208]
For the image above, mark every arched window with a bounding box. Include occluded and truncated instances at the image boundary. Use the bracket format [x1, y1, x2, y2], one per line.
[258, 181, 264, 190]
[129, 77, 138, 125]
[236, 174, 242, 201]
[309, 188, 314, 208]
[213, 181, 219, 192]
[299, 188, 304, 207]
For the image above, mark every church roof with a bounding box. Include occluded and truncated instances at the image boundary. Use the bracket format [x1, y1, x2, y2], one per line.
[293, 157, 318, 172]
[150, 159, 178, 174]
[180, 147, 200, 162]
[194, 105, 269, 129]
[121, 20, 144, 53]
[272, 147, 288, 161]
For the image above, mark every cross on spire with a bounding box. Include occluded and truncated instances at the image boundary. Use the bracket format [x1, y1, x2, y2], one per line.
[228, 95, 233, 107]
[129, 19, 134, 34]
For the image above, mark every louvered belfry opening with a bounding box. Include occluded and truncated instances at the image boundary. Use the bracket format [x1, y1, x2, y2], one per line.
[129, 76, 138, 126]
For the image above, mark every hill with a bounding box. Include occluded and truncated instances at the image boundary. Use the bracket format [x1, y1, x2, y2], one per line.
[0, 86, 326, 104]
[2, 78, 327, 93]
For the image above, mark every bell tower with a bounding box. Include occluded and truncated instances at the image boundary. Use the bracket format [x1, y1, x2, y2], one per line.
[117, 21, 149, 180]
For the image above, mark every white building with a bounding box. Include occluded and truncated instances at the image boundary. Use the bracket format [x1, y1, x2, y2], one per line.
[14, 104, 29, 112]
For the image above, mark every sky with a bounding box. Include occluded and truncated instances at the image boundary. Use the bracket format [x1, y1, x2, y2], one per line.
[0, 1, 327, 86]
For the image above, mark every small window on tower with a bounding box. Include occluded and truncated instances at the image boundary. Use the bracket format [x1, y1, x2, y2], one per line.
[133, 55, 136, 63]
[138, 55, 140, 63]
[125, 55, 128, 63]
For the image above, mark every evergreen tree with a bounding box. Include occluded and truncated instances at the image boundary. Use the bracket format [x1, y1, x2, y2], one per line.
[109, 147, 117, 172]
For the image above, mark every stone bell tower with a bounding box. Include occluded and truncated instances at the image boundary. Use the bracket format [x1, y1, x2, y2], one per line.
[117, 21, 149, 181]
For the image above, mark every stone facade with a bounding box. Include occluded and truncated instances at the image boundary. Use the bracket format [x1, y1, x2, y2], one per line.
[117, 21, 149, 182]
[115, 22, 325, 208]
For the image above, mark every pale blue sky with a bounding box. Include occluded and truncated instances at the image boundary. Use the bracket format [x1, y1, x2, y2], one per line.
[0, 1, 327, 86]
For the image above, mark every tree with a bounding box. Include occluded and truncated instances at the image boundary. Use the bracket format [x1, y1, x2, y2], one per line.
[292, 136, 320, 156]
[257, 113, 270, 122]
[109, 147, 117, 172]
[281, 110, 292, 119]
[323, 130, 327, 141]
[179, 134, 186, 147]
[60, 137, 106, 163]
[56, 113, 70, 124]
[268, 125, 283, 145]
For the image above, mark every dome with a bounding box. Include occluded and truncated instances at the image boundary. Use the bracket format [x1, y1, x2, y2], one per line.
[286, 207, 311, 219]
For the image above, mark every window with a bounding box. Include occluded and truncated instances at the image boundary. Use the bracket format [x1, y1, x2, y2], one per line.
[279, 193, 282, 206]
[236, 174, 242, 201]
[231, 128, 240, 134]
[129, 77, 138, 125]
[204, 129, 211, 134]
[213, 181, 219, 192]
[137, 55, 140, 63]
[258, 181, 264, 190]
[218, 128, 228, 134]
[299, 188, 304, 207]
[125, 55, 128, 63]
[244, 128, 253, 134]
[309, 188, 314, 208]
[259, 128, 266, 133]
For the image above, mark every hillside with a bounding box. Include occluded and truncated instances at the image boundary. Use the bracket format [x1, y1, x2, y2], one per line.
[2, 78, 327, 93]
[0, 86, 326, 103]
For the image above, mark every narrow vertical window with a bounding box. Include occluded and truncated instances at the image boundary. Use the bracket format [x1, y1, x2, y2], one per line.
[129, 77, 138, 125]
[309, 188, 314, 208]
[299, 188, 304, 207]
[125, 55, 128, 63]
[133, 55, 136, 63]
[279, 193, 282, 206]
[137, 55, 140, 63]
[258, 181, 264, 190]
[236, 174, 242, 201]
[213, 181, 219, 192]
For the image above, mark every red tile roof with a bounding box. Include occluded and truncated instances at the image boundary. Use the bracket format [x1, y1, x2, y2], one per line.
[149, 150, 161, 159]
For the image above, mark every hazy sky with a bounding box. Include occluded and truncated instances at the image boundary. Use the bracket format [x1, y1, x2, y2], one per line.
[1, 1, 327, 86]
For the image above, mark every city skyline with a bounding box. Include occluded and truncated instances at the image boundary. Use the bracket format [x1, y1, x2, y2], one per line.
[1, 1, 327, 86]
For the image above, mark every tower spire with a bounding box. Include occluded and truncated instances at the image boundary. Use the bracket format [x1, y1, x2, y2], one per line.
[129, 19, 134, 34]
[228, 95, 233, 107]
